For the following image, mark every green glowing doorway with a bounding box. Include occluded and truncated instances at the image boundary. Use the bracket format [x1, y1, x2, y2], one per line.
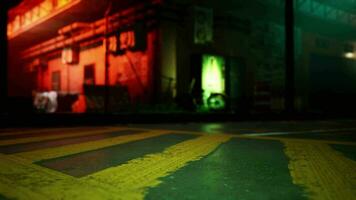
[201, 55, 226, 110]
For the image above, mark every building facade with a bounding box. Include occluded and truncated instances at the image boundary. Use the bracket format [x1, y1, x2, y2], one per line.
[7, 0, 356, 114]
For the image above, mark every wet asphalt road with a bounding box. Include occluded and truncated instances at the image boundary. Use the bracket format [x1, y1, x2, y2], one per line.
[0, 119, 355, 200]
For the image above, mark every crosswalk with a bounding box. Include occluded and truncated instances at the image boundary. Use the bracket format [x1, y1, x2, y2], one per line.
[284, 141, 356, 200]
[16, 130, 169, 162]
[0, 127, 355, 200]
[0, 127, 126, 146]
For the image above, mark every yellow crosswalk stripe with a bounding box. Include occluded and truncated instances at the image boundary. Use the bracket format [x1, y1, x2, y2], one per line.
[0, 134, 231, 200]
[0, 154, 124, 200]
[236, 135, 356, 146]
[131, 128, 356, 146]
[16, 130, 170, 162]
[124, 128, 205, 136]
[84, 134, 232, 200]
[284, 141, 356, 200]
[0, 127, 100, 137]
[0, 127, 126, 146]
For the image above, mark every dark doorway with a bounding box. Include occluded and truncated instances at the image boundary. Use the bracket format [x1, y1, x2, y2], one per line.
[227, 57, 248, 113]
[84, 64, 96, 85]
[309, 54, 356, 113]
[52, 71, 61, 91]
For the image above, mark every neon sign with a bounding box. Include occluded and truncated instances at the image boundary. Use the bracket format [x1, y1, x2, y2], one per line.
[108, 25, 146, 54]
[201, 55, 226, 110]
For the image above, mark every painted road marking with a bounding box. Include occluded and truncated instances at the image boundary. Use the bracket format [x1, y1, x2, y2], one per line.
[84, 134, 232, 200]
[284, 141, 356, 200]
[0, 127, 126, 146]
[0, 134, 231, 200]
[145, 138, 305, 200]
[0, 126, 100, 137]
[123, 127, 205, 136]
[0, 126, 355, 200]
[0, 129, 143, 154]
[143, 129, 356, 146]
[237, 135, 356, 146]
[134, 128, 356, 147]
[243, 128, 356, 137]
[0, 127, 113, 142]
[15, 130, 170, 162]
[127, 128, 356, 145]
[38, 133, 198, 177]
[0, 153, 124, 200]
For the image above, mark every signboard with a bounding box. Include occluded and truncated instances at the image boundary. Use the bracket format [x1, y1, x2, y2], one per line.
[61, 46, 79, 64]
[120, 30, 136, 50]
[194, 7, 213, 44]
[202, 55, 225, 109]
[109, 24, 147, 54]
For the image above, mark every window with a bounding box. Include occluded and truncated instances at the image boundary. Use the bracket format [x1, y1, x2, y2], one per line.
[84, 64, 95, 85]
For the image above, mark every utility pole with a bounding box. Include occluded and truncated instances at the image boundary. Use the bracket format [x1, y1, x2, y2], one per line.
[285, 0, 295, 115]
[104, 2, 112, 113]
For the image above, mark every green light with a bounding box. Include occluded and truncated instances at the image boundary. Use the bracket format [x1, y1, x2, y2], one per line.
[207, 94, 226, 110]
[201, 55, 225, 109]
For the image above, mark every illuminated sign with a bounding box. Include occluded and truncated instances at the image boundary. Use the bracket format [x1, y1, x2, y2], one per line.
[108, 31, 135, 53]
[109, 24, 146, 54]
[194, 7, 213, 44]
[201, 55, 225, 109]
[120, 31, 136, 50]
[108, 36, 118, 53]
[61, 46, 79, 64]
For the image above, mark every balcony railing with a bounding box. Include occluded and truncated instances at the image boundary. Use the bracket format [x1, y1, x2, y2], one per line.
[7, 0, 81, 39]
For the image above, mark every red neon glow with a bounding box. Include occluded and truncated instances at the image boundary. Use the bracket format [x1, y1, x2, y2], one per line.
[30, 31, 156, 112]
[8, 0, 159, 113]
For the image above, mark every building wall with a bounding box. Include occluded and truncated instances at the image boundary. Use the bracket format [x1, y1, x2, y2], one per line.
[9, 0, 356, 114]
[160, 1, 285, 112]
[158, 20, 177, 102]
[108, 30, 158, 102]
[297, 31, 356, 112]
[34, 29, 158, 112]
[45, 43, 105, 94]
[160, 1, 356, 113]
